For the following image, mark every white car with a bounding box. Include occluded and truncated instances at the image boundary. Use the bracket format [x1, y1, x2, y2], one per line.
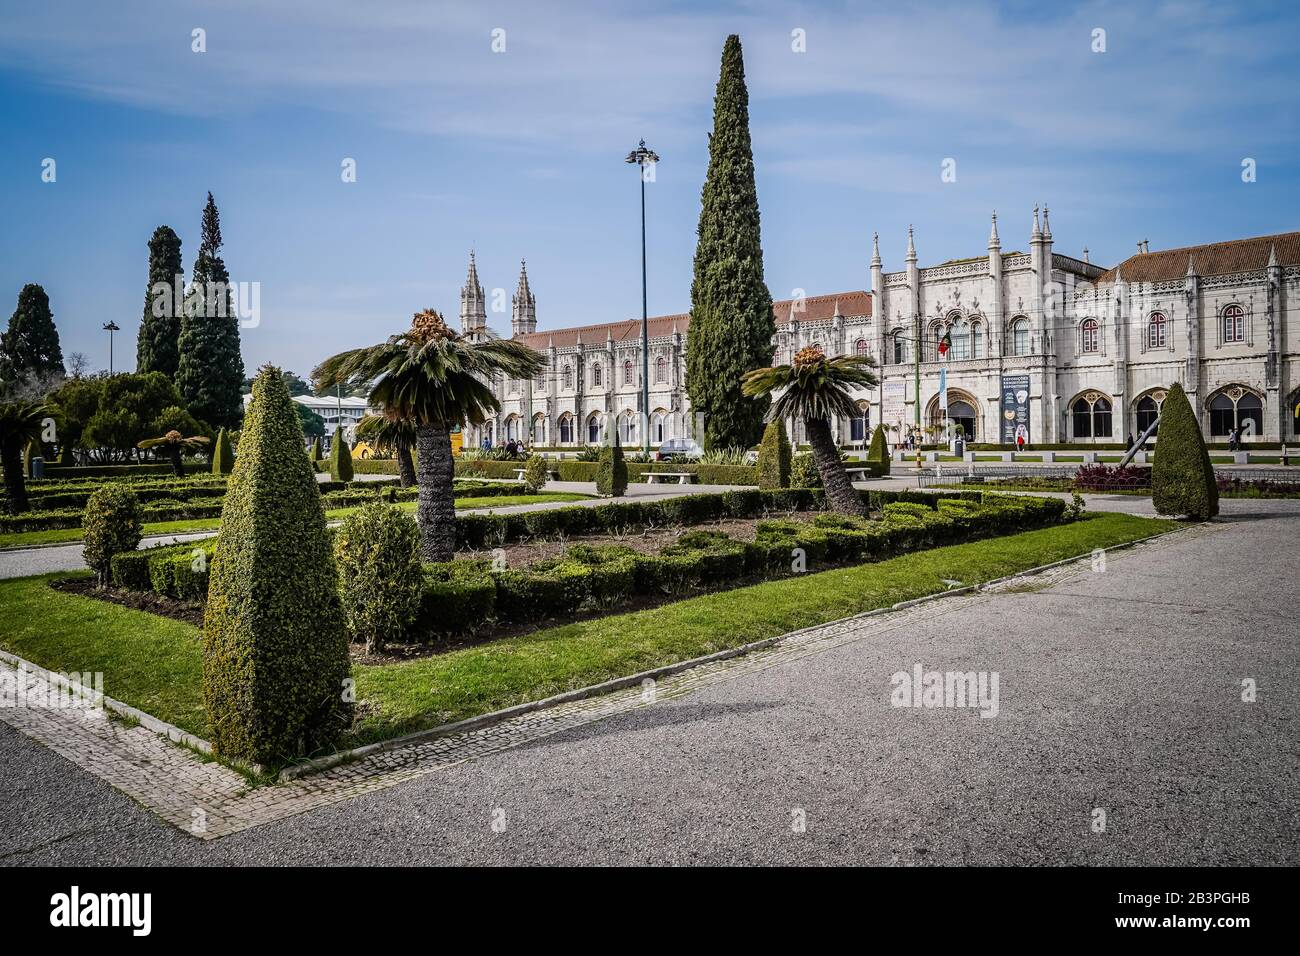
[656, 438, 703, 461]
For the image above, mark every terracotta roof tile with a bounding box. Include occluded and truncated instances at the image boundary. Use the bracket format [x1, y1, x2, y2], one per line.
[516, 290, 870, 349]
[1093, 232, 1300, 285]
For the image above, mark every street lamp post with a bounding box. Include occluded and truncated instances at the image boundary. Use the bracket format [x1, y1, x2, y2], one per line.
[625, 139, 659, 459]
[102, 321, 121, 375]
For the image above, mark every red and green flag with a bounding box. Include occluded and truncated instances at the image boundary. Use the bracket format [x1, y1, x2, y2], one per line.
[937, 330, 952, 357]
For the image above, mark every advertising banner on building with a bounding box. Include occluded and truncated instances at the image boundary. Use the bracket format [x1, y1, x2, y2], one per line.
[882, 380, 907, 429]
[1000, 373, 1031, 445]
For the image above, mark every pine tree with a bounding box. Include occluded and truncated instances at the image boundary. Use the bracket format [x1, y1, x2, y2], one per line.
[137, 226, 184, 378]
[176, 193, 245, 429]
[686, 35, 775, 451]
[2, 283, 64, 382]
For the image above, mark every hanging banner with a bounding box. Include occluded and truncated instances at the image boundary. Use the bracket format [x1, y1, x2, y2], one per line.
[1000, 373, 1031, 444]
[939, 367, 948, 411]
[882, 380, 906, 427]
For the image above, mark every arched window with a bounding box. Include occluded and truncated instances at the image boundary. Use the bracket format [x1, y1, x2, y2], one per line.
[587, 413, 602, 444]
[1223, 304, 1245, 343]
[1136, 395, 1162, 434]
[534, 367, 547, 391]
[849, 401, 869, 442]
[619, 411, 637, 444]
[558, 415, 573, 444]
[655, 356, 667, 384]
[950, 320, 971, 360]
[508, 378, 518, 395]
[562, 365, 573, 389]
[1010, 318, 1029, 356]
[1071, 393, 1112, 439]
[1209, 388, 1263, 437]
[970, 321, 983, 359]
[855, 339, 869, 357]
[1147, 312, 1167, 349]
[1080, 318, 1099, 354]
[591, 364, 602, 387]
[651, 411, 665, 444]
[892, 329, 907, 364]
[532, 415, 546, 445]
[623, 360, 634, 385]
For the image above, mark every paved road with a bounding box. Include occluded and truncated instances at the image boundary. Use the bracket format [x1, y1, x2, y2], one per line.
[2, 502, 1296, 865]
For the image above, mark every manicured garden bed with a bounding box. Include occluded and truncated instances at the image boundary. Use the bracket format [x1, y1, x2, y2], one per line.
[0, 512, 1176, 748]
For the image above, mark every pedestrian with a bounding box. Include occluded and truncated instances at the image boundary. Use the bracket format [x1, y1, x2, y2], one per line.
[1126, 432, 1135, 450]
[1228, 426, 1239, 452]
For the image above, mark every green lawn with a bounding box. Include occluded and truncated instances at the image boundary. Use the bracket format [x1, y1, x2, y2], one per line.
[0, 492, 592, 549]
[0, 512, 1176, 749]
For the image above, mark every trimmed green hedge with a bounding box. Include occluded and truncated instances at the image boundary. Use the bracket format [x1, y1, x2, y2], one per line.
[42, 463, 174, 479]
[411, 493, 1065, 638]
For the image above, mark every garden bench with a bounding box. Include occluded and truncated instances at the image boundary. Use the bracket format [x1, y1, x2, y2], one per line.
[844, 466, 871, 482]
[644, 472, 698, 485]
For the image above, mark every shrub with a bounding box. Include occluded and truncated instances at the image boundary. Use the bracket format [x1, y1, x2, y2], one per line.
[334, 503, 424, 653]
[110, 547, 156, 591]
[1151, 383, 1219, 519]
[756, 419, 792, 489]
[494, 562, 591, 621]
[212, 427, 234, 475]
[522, 454, 549, 493]
[203, 366, 352, 765]
[867, 424, 890, 476]
[329, 426, 354, 482]
[1074, 463, 1150, 491]
[791, 452, 821, 488]
[417, 561, 496, 638]
[311, 435, 324, 463]
[595, 436, 628, 497]
[82, 486, 143, 587]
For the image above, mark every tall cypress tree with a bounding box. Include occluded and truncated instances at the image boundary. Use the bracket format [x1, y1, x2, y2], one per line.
[2, 283, 64, 382]
[686, 34, 775, 451]
[177, 193, 245, 429]
[137, 226, 184, 378]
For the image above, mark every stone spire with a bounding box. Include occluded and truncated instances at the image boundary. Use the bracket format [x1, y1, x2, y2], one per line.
[1032, 205, 1042, 240]
[1268, 243, 1279, 268]
[1186, 253, 1198, 276]
[459, 250, 487, 340]
[988, 211, 1000, 249]
[1041, 203, 1052, 239]
[871, 231, 882, 268]
[905, 224, 917, 263]
[511, 259, 537, 336]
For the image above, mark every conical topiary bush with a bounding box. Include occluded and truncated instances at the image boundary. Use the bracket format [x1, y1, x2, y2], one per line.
[311, 435, 324, 467]
[211, 427, 234, 475]
[756, 419, 791, 489]
[1152, 382, 1219, 519]
[202, 365, 353, 765]
[329, 425, 353, 482]
[867, 423, 890, 476]
[595, 431, 627, 497]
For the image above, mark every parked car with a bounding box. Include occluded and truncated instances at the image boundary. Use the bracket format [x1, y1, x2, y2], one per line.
[655, 438, 703, 462]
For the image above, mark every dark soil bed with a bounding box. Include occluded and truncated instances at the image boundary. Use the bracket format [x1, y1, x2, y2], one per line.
[50, 577, 206, 627]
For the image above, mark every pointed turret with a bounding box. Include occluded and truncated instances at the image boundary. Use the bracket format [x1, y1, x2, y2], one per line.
[1268, 243, 1279, 269]
[1041, 204, 1052, 239]
[1186, 253, 1198, 277]
[511, 259, 537, 336]
[870, 231, 882, 268]
[988, 211, 1000, 249]
[905, 224, 917, 263]
[460, 250, 487, 340]
[1032, 205, 1042, 240]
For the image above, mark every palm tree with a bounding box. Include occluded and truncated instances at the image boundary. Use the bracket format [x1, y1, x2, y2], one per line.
[137, 430, 210, 477]
[742, 344, 878, 516]
[355, 414, 417, 488]
[314, 309, 543, 560]
[0, 401, 52, 513]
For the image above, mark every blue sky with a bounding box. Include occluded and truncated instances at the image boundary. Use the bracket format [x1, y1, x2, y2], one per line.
[1, 0, 1297, 377]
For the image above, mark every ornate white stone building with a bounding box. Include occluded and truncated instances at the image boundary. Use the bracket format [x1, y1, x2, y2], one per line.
[463, 213, 1300, 450]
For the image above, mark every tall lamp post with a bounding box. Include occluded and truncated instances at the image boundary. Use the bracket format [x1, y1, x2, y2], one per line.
[102, 321, 121, 375]
[625, 139, 659, 459]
